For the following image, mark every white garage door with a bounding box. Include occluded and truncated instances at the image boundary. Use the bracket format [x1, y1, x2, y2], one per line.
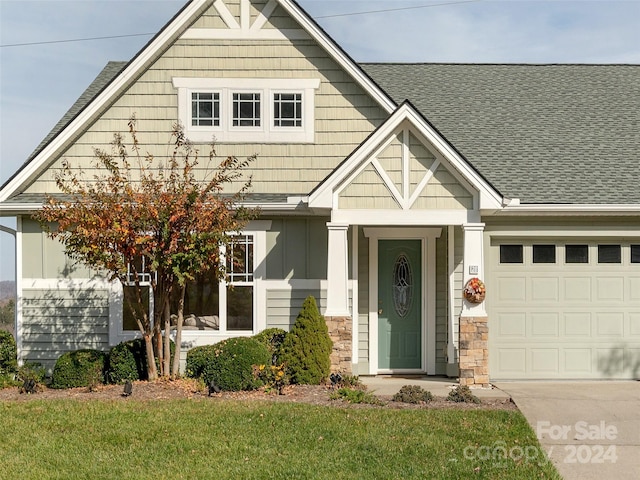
[488, 240, 640, 380]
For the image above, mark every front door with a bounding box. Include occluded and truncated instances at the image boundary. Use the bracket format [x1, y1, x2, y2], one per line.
[378, 239, 422, 370]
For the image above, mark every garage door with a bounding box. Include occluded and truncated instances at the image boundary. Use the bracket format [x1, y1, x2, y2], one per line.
[488, 240, 640, 380]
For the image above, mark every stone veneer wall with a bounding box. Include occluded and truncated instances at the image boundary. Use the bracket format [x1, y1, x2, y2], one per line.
[459, 316, 489, 387]
[326, 316, 352, 375]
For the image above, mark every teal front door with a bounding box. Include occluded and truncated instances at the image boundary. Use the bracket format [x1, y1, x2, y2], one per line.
[378, 239, 422, 370]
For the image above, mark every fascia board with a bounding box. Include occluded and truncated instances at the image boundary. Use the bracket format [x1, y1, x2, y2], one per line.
[277, 0, 396, 114]
[308, 109, 405, 209]
[498, 204, 640, 215]
[401, 106, 503, 210]
[0, 0, 209, 204]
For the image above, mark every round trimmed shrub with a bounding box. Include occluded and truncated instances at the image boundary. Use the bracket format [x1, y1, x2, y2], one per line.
[186, 337, 270, 391]
[106, 339, 147, 383]
[0, 331, 18, 376]
[279, 296, 333, 385]
[106, 338, 175, 383]
[252, 328, 287, 363]
[51, 349, 107, 389]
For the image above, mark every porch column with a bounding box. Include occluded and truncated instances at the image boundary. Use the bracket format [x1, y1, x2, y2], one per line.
[325, 222, 350, 316]
[459, 223, 489, 387]
[325, 222, 352, 374]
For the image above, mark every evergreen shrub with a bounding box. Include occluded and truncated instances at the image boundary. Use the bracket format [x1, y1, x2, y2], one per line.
[0, 330, 17, 376]
[106, 338, 175, 383]
[252, 328, 287, 363]
[51, 349, 107, 389]
[279, 296, 332, 385]
[186, 337, 270, 391]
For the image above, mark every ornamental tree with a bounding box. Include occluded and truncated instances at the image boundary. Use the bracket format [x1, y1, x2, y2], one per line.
[34, 116, 257, 380]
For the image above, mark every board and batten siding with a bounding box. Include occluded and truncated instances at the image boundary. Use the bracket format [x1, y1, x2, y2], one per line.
[265, 217, 330, 280]
[24, 1, 388, 196]
[20, 286, 110, 372]
[22, 218, 97, 280]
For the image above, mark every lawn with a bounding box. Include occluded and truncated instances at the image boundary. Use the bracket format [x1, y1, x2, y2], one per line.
[0, 399, 561, 479]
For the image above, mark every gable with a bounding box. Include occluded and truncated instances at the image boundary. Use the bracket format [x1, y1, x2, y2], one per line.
[309, 102, 503, 223]
[0, 0, 395, 207]
[337, 128, 476, 211]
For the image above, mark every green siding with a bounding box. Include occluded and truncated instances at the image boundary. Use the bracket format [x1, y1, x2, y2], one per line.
[24, 0, 388, 197]
[21, 287, 110, 372]
[265, 217, 329, 280]
[265, 288, 329, 330]
[22, 218, 95, 279]
[435, 229, 448, 374]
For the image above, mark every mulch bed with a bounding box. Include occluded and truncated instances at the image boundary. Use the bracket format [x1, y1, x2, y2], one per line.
[0, 378, 517, 411]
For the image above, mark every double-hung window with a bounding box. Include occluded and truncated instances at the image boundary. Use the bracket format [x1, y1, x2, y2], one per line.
[173, 78, 320, 143]
[169, 234, 255, 332]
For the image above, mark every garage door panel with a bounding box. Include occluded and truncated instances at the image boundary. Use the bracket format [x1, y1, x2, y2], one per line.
[629, 314, 640, 336]
[563, 349, 593, 374]
[495, 348, 526, 375]
[531, 277, 559, 301]
[596, 312, 624, 336]
[496, 277, 526, 302]
[596, 277, 625, 301]
[630, 278, 640, 300]
[489, 239, 640, 380]
[563, 277, 591, 301]
[531, 348, 559, 373]
[531, 313, 559, 336]
[496, 312, 526, 337]
[563, 313, 592, 336]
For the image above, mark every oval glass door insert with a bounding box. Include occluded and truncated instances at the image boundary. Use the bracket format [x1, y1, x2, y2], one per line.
[393, 253, 413, 317]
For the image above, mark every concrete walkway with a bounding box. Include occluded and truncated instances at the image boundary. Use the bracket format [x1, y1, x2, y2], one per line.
[496, 381, 640, 480]
[360, 375, 509, 399]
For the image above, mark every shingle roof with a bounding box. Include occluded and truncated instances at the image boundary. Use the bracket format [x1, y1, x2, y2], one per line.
[9, 62, 640, 205]
[361, 63, 640, 204]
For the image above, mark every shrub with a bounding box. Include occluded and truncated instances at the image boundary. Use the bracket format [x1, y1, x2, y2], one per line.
[279, 296, 333, 385]
[392, 385, 434, 404]
[446, 385, 481, 404]
[51, 349, 107, 389]
[329, 387, 385, 405]
[106, 337, 175, 383]
[186, 337, 270, 391]
[0, 330, 17, 376]
[17, 362, 46, 385]
[252, 328, 287, 363]
[106, 339, 147, 383]
[252, 363, 289, 394]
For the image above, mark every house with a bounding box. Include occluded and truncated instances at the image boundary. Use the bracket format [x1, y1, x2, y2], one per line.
[1, 0, 639, 384]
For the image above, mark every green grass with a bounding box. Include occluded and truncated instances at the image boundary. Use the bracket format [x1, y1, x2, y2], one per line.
[0, 399, 561, 479]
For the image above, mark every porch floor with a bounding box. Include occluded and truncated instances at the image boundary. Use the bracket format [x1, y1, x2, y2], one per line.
[360, 375, 510, 399]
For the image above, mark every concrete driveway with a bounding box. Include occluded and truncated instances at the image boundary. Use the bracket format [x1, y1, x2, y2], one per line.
[495, 381, 640, 480]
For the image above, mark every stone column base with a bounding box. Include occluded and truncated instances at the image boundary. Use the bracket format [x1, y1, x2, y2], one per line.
[459, 316, 489, 387]
[326, 316, 352, 375]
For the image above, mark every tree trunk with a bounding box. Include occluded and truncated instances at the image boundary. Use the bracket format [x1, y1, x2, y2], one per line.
[143, 333, 158, 381]
[163, 300, 171, 376]
[171, 283, 186, 378]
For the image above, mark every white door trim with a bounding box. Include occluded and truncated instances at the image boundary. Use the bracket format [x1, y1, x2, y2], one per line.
[363, 227, 441, 374]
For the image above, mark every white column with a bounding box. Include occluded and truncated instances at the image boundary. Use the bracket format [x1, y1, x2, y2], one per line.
[461, 223, 486, 317]
[325, 222, 350, 317]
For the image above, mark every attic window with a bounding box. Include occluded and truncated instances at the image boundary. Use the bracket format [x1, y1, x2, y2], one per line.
[173, 77, 320, 143]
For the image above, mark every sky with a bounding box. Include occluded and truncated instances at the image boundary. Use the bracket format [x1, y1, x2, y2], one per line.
[1, 0, 640, 281]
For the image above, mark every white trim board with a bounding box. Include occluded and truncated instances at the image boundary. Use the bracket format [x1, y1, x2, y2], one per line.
[363, 227, 442, 375]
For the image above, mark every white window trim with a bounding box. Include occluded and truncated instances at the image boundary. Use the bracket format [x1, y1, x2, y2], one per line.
[173, 78, 320, 143]
[110, 221, 271, 344]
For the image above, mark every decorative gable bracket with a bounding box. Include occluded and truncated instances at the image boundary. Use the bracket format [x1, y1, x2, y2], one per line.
[309, 103, 505, 225]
